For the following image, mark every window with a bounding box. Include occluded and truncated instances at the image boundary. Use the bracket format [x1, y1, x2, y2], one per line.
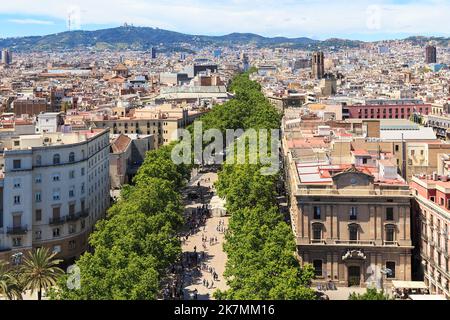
[69, 240, 76, 250]
[69, 186, 75, 198]
[12, 179, 21, 191]
[35, 209, 42, 222]
[386, 208, 394, 221]
[35, 230, 42, 240]
[430, 196, 435, 202]
[81, 183, 85, 194]
[53, 154, 60, 165]
[313, 260, 323, 277]
[36, 155, 42, 166]
[35, 192, 42, 203]
[69, 224, 76, 234]
[52, 173, 60, 182]
[12, 238, 22, 247]
[312, 224, 323, 241]
[69, 170, 75, 179]
[395, 145, 399, 152]
[14, 195, 21, 205]
[69, 203, 75, 216]
[81, 168, 85, 176]
[69, 152, 75, 163]
[349, 224, 359, 241]
[81, 220, 86, 230]
[385, 225, 396, 242]
[53, 228, 60, 238]
[35, 174, 42, 184]
[13, 159, 21, 169]
[350, 207, 357, 220]
[313, 207, 321, 220]
[52, 189, 60, 201]
[386, 262, 396, 278]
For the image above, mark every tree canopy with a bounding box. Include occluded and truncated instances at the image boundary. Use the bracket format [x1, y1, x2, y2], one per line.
[53, 144, 190, 300]
[199, 72, 316, 300]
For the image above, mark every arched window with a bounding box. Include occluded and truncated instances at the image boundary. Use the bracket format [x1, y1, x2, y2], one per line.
[69, 152, 75, 163]
[36, 155, 42, 166]
[349, 223, 359, 242]
[53, 154, 60, 165]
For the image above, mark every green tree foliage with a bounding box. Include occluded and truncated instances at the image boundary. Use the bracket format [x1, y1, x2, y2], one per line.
[348, 287, 392, 300]
[200, 72, 315, 300]
[0, 261, 23, 300]
[21, 247, 64, 300]
[53, 144, 189, 300]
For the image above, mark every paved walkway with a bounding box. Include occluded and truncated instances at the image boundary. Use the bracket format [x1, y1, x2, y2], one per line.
[180, 169, 230, 300]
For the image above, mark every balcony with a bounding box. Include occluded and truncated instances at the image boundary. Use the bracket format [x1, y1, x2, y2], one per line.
[7, 225, 28, 235]
[80, 210, 89, 218]
[383, 241, 399, 246]
[66, 212, 81, 222]
[49, 216, 66, 225]
[310, 239, 326, 245]
[335, 240, 375, 246]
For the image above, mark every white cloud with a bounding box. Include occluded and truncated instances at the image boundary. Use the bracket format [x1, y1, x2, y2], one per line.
[0, 0, 448, 39]
[9, 18, 54, 25]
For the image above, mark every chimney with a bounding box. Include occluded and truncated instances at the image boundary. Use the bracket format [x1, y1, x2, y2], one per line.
[433, 172, 438, 181]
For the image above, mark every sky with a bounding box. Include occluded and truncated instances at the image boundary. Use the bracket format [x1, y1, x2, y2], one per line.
[0, 0, 449, 41]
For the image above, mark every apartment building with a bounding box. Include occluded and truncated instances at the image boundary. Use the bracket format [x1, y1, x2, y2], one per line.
[0, 128, 110, 264]
[92, 105, 204, 147]
[411, 172, 450, 298]
[343, 100, 431, 120]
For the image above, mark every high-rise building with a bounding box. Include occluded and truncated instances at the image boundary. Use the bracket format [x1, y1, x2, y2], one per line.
[312, 51, 325, 80]
[151, 47, 157, 59]
[1, 49, 12, 65]
[426, 45, 437, 64]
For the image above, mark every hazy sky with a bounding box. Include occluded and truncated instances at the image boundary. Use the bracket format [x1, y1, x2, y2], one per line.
[0, 0, 449, 41]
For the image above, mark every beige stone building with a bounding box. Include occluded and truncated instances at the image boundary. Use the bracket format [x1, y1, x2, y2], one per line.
[285, 150, 413, 288]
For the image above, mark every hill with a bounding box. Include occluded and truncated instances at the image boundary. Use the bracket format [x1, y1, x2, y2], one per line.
[0, 26, 363, 52]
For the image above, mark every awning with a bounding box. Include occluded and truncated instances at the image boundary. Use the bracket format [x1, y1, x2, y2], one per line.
[391, 281, 428, 290]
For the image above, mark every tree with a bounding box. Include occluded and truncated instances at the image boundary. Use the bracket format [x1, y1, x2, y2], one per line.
[21, 248, 64, 300]
[0, 261, 23, 300]
[199, 72, 315, 300]
[53, 144, 186, 300]
[348, 287, 391, 300]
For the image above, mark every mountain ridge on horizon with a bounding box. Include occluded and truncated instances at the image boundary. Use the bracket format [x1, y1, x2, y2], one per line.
[0, 25, 448, 52]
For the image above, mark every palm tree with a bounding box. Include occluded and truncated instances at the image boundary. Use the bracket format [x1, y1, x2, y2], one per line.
[21, 248, 64, 300]
[0, 261, 23, 300]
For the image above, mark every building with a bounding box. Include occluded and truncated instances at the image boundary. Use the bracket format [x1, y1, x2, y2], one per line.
[92, 105, 204, 147]
[109, 133, 155, 189]
[184, 64, 218, 78]
[151, 47, 157, 59]
[1, 49, 12, 65]
[312, 52, 325, 80]
[426, 45, 437, 64]
[343, 100, 431, 120]
[410, 172, 450, 298]
[12, 97, 48, 116]
[0, 128, 110, 264]
[285, 155, 413, 288]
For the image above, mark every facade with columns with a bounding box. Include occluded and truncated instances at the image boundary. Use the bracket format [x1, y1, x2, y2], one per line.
[286, 152, 413, 287]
